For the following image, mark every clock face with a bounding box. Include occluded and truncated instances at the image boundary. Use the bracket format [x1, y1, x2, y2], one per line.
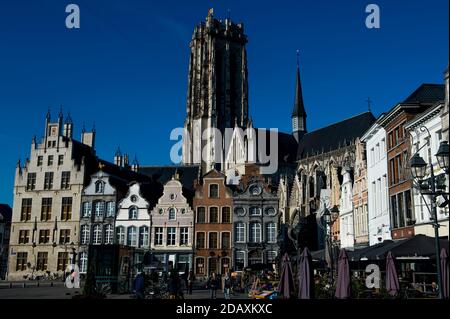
[249, 184, 262, 196]
[235, 207, 245, 217]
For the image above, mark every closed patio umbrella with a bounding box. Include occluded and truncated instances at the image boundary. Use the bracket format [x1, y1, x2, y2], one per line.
[441, 248, 449, 299]
[385, 251, 400, 297]
[335, 249, 351, 299]
[278, 253, 294, 299]
[298, 247, 314, 299]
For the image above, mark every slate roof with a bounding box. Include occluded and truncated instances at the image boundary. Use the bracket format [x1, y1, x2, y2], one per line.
[402, 84, 445, 104]
[297, 111, 376, 160]
[0, 204, 12, 222]
[138, 165, 201, 192]
[255, 129, 298, 164]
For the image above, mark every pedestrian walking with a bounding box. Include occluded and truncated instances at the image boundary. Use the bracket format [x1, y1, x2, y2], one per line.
[207, 272, 218, 299]
[223, 272, 232, 300]
[133, 271, 145, 299]
[187, 270, 195, 295]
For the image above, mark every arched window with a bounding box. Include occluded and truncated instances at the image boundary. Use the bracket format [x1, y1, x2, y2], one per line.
[105, 224, 114, 244]
[127, 226, 137, 246]
[309, 176, 315, 198]
[80, 225, 90, 245]
[168, 208, 176, 220]
[139, 226, 149, 248]
[129, 206, 138, 220]
[95, 181, 105, 194]
[209, 207, 218, 223]
[266, 222, 276, 243]
[116, 226, 125, 244]
[249, 206, 261, 216]
[93, 224, 102, 245]
[79, 252, 88, 273]
[249, 223, 261, 243]
[106, 202, 115, 217]
[195, 257, 205, 275]
[95, 201, 105, 217]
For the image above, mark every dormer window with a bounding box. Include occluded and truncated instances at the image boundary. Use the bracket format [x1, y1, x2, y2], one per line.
[169, 208, 176, 220]
[129, 206, 138, 220]
[95, 181, 105, 194]
[209, 184, 219, 198]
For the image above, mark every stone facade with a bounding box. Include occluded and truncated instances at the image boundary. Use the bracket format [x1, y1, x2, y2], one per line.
[339, 167, 354, 249]
[233, 165, 279, 270]
[8, 112, 97, 280]
[150, 177, 194, 273]
[79, 170, 122, 273]
[352, 138, 369, 247]
[182, 10, 249, 173]
[193, 169, 233, 278]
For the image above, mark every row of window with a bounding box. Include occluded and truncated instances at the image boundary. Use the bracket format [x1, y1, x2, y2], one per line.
[234, 222, 276, 243]
[80, 224, 115, 245]
[37, 155, 64, 167]
[151, 227, 189, 246]
[18, 229, 71, 245]
[196, 207, 231, 223]
[369, 138, 386, 167]
[82, 201, 115, 218]
[20, 197, 72, 221]
[16, 252, 70, 272]
[116, 226, 150, 247]
[26, 171, 71, 191]
[195, 232, 231, 250]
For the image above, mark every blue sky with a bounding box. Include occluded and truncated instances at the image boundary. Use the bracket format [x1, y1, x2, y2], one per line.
[0, 0, 448, 205]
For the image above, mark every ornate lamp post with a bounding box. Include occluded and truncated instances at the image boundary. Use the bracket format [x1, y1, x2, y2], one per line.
[409, 128, 449, 300]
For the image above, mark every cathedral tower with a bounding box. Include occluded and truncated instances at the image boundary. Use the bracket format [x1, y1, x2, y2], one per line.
[182, 9, 249, 172]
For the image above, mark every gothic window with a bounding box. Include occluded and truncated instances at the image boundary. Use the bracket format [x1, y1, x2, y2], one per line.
[309, 176, 315, 198]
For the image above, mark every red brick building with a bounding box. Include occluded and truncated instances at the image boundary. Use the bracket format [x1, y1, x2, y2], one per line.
[193, 169, 233, 279]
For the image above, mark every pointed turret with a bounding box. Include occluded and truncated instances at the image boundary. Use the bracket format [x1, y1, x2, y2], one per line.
[292, 51, 307, 143]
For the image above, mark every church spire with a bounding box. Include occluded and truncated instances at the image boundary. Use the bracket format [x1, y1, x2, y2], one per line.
[292, 50, 307, 143]
[292, 50, 306, 118]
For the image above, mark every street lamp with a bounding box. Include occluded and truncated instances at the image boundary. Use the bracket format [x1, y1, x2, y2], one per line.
[409, 127, 449, 300]
[435, 141, 449, 172]
[322, 205, 339, 294]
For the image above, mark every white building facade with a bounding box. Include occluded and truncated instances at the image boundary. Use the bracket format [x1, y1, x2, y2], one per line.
[405, 102, 449, 237]
[116, 182, 151, 265]
[150, 178, 194, 273]
[361, 121, 391, 246]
